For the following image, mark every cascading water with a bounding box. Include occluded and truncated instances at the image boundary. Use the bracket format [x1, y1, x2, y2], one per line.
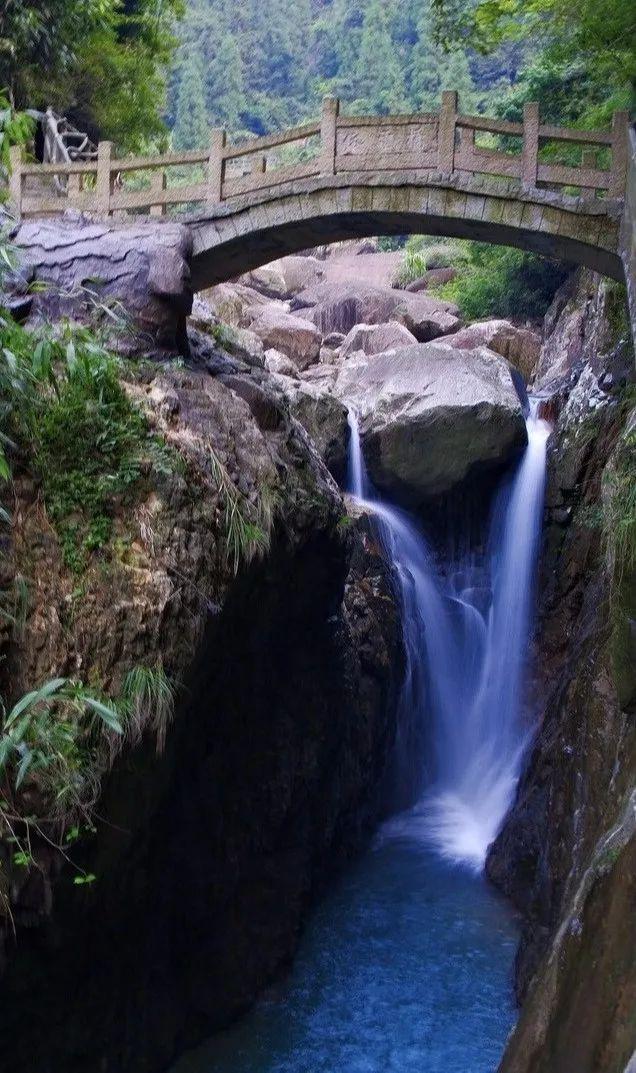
[348, 401, 550, 869]
[171, 400, 548, 1073]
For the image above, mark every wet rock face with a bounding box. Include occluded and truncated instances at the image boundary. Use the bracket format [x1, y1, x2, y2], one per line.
[334, 341, 527, 504]
[487, 270, 636, 1073]
[0, 525, 402, 1073]
[0, 344, 402, 1073]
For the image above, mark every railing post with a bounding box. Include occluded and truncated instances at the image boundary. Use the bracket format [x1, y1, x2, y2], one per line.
[96, 141, 112, 214]
[9, 145, 22, 218]
[522, 102, 539, 192]
[320, 96, 339, 175]
[207, 128, 227, 204]
[149, 171, 167, 216]
[609, 110, 629, 199]
[68, 173, 81, 204]
[438, 90, 457, 176]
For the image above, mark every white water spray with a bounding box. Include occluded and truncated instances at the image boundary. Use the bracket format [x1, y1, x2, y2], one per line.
[347, 402, 550, 870]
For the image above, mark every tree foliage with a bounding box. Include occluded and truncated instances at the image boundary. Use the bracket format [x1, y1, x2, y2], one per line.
[431, 0, 635, 121]
[167, 0, 486, 136]
[1, 0, 184, 151]
[173, 48, 209, 149]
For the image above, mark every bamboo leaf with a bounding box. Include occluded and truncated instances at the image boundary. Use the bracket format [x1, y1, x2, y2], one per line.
[5, 678, 68, 728]
[84, 696, 123, 734]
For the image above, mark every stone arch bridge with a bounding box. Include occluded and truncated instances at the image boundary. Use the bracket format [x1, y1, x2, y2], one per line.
[9, 94, 635, 320]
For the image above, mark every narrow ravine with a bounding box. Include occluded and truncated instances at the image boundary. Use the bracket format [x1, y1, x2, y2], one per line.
[171, 402, 550, 1073]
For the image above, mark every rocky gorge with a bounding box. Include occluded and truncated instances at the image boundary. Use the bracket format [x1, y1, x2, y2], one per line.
[0, 217, 634, 1073]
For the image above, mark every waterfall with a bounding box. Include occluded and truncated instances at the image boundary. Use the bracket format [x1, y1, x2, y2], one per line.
[346, 403, 550, 870]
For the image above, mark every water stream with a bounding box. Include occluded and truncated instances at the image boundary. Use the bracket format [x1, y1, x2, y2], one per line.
[171, 401, 550, 1073]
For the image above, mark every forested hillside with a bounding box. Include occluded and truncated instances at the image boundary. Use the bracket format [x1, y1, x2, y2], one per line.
[167, 0, 634, 146]
[2, 0, 632, 154]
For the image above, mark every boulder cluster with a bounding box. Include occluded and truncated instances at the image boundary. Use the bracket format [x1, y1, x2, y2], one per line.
[199, 245, 539, 504]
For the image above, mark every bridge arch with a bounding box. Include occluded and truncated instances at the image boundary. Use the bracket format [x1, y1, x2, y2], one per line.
[187, 174, 624, 292]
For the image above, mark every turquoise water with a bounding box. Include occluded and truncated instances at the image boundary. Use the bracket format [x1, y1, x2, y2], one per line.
[171, 827, 519, 1073]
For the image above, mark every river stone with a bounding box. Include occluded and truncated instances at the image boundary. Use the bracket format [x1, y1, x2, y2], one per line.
[264, 348, 299, 376]
[241, 263, 289, 299]
[248, 307, 321, 370]
[405, 267, 457, 292]
[340, 321, 417, 359]
[276, 255, 326, 295]
[292, 281, 460, 341]
[334, 342, 527, 502]
[452, 320, 541, 382]
[200, 281, 272, 327]
[392, 292, 461, 341]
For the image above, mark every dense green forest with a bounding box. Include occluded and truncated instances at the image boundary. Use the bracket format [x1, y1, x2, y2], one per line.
[1, 0, 632, 154]
[167, 0, 634, 147]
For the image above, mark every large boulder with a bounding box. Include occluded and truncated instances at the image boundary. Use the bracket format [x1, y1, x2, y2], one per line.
[263, 348, 299, 377]
[248, 307, 321, 370]
[392, 291, 461, 341]
[292, 281, 397, 333]
[404, 267, 457, 292]
[14, 214, 193, 351]
[276, 255, 326, 295]
[240, 263, 289, 300]
[240, 256, 326, 300]
[340, 321, 417, 359]
[452, 319, 541, 382]
[334, 342, 527, 503]
[291, 281, 460, 340]
[200, 281, 271, 327]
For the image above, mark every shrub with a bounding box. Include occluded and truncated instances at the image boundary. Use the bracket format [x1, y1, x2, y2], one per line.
[433, 243, 570, 322]
[0, 678, 122, 825]
[0, 309, 176, 572]
[393, 239, 469, 287]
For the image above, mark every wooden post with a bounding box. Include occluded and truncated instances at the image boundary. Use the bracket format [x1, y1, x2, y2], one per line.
[9, 145, 22, 218]
[207, 128, 226, 204]
[320, 96, 339, 175]
[256, 154, 267, 175]
[149, 171, 167, 216]
[522, 102, 539, 192]
[610, 110, 628, 199]
[438, 91, 457, 176]
[96, 141, 112, 214]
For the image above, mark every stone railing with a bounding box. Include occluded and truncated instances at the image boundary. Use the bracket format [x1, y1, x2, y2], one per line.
[9, 93, 629, 219]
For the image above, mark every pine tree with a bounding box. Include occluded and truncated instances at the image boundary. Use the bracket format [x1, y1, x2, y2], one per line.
[206, 34, 246, 131]
[173, 50, 209, 150]
[355, 0, 407, 114]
